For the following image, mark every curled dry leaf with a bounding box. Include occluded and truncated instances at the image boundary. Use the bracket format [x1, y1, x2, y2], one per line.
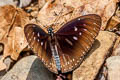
[37, 0, 118, 30]
[0, 5, 29, 70]
[105, 4, 120, 31]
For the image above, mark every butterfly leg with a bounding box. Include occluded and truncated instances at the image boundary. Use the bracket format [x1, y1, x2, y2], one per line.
[56, 74, 67, 80]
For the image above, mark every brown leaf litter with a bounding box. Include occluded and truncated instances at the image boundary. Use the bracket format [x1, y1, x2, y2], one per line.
[0, 5, 29, 70]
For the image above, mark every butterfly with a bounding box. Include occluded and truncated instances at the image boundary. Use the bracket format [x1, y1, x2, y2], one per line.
[24, 14, 101, 74]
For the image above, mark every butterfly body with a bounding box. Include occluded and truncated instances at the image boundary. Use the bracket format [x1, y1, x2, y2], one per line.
[47, 27, 61, 71]
[24, 14, 101, 74]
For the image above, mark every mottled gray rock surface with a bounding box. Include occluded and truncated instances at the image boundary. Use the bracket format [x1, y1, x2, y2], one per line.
[18, 0, 32, 8]
[0, 0, 17, 7]
[106, 56, 120, 80]
[1, 56, 55, 80]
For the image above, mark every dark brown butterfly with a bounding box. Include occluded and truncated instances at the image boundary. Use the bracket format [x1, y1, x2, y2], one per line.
[24, 14, 101, 74]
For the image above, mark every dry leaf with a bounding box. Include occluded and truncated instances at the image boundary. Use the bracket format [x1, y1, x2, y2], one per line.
[37, 0, 74, 32]
[37, 0, 118, 30]
[0, 5, 29, 70]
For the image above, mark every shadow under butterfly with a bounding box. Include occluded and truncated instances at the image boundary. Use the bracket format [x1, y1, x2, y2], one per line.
[24, 14, 101, 74]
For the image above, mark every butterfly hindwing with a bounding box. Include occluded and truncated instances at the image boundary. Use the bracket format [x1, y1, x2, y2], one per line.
[24, 24, 58, 73]
[55, 14, 101, 73]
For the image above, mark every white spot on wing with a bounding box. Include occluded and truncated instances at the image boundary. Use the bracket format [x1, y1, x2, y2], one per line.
[83, 24, 87, 26]
[74, 26, 78, 31]
[37, 33, 40, 37]
[65, 38, 73, 46]
[84, 29, 87, 31]
[41, 42, 43, 46]
[78, 18, 81, 20]
[33, 25, 36, 27]
[83, 51, 85, 55]
[73, 36, 78, 40]
[37, 39, 40, 42]
[79, 32, 82, 35]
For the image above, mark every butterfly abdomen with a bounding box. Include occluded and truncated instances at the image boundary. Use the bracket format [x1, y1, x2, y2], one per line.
[49, 38, 61, 72]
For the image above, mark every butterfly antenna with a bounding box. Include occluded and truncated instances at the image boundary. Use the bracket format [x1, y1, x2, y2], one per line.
[53, 9, 64, 26]
[57, 73, 68, 80]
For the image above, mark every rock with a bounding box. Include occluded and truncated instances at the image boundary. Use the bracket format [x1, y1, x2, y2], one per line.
[0, 70, 6, 80]
[73, 31, 117, 80]
[0, 0, 17, 7]
[1, 56, 55, 80]
[106, 56, 120, 80]
[18, 0, 32, 8]
[95, 65, 107, 80]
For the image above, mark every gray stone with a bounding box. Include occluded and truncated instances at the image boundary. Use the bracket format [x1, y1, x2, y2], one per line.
[1, 56, 55, 80]
[0, 0, 17, 7]
[106, 56, 120, 80]
[18, 0, 32, 8]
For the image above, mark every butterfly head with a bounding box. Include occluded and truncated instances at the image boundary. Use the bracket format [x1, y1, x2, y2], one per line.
[47, 27, 54, 36]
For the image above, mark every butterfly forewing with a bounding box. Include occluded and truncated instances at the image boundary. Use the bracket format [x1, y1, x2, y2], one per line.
[24, 24, 58, 73]
[56, 14, 101, 73]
